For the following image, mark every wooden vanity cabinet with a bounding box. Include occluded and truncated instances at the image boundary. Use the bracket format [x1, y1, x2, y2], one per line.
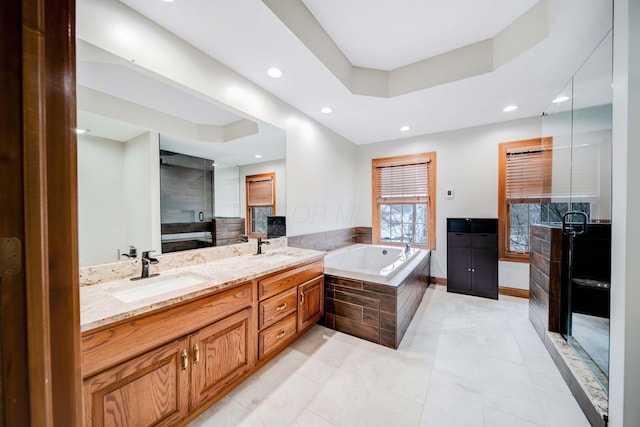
[83, 337, 190, 427]
[188, 308, 253, 409]
[298, 276, 324, 331]
[82, 259, 324, 426]
[82, 282, 255, 427]
[256, 260, 324, 361]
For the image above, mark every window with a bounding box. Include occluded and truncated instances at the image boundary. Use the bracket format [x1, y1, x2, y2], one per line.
[245, 172, 275, 237]
[498, 139, 553, 261]
[372, 152, 436, 249]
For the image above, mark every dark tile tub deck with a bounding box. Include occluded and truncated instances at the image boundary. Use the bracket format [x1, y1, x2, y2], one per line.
[323, 250, 431, 349]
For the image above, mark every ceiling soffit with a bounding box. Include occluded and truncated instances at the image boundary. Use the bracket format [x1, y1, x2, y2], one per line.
[262, 0, 556, 98]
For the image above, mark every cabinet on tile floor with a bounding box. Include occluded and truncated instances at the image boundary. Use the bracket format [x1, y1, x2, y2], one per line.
[447, 218, 498, 299]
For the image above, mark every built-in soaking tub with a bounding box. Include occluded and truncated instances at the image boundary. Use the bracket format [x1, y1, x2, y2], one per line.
[323, 244, 431, 349]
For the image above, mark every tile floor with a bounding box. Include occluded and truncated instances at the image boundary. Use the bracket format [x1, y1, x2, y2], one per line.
[188, 285, 590, 427]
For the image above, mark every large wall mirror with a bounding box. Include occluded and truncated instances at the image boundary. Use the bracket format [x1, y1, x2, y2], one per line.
[76, 42, 286, 267]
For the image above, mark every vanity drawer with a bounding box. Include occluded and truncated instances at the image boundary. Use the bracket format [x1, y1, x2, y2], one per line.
[258, 312, 297, 360]
[259, 287, 297, 329]
[258, 260, 323, 300]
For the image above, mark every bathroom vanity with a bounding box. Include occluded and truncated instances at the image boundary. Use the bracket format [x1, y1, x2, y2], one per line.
[80, 247, 324, 426]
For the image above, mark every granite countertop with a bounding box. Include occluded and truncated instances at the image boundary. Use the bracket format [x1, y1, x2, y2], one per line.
[80, 247, 325, 333]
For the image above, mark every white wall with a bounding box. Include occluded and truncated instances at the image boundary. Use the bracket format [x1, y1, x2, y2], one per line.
[77, 135, 126, 266]
[123, 132, 161, 254]
[286, 125, 359, 235]
[239, 158, 286, 218]
[609, 0, 640, 424]
[214, 166, 240, 217]
[77, 0, 360, 239]
[355, 117, 542, 288]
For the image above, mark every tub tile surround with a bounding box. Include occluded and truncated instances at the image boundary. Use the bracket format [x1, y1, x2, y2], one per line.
[324, 250, 431, 348]
[79, 237, 287, 286]
[288, 227, 372, 252]
[188, 286, 590, 427]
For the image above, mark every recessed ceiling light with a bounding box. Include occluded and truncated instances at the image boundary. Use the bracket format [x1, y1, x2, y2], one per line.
[75, 128, 89, 134]
[255, 154, 262, 158]
[400, 126, 411, 132]
[267, 67, 282, 78]
[552, 96, 570, 104]
[161, 0, 175, 2]
[321, 107, 333, 114]
[503, 105, 518, 112]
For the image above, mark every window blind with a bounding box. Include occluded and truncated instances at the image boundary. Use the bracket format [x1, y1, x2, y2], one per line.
[375, 162, 430, 203]
[505, 149, 550, 203]
[247, 177, 273, 206]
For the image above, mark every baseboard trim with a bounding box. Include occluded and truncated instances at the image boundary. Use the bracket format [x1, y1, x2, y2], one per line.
[429, 277, 529, 299]
[499, 286, 530, 299]
[430, 276, 447, 286]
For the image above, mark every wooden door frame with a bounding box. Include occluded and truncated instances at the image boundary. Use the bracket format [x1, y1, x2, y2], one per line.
[1, 0, 82, 425]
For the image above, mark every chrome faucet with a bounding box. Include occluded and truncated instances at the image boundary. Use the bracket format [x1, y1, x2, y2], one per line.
[404, 242, 411, 253]
[257, 237, 270, 255]
[131, 250, 159, 281]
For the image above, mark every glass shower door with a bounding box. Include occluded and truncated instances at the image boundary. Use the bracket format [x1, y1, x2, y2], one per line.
[542, 30, 612, 389]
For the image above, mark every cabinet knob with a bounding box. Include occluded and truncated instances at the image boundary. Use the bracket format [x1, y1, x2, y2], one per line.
[468, 268, 471, 272]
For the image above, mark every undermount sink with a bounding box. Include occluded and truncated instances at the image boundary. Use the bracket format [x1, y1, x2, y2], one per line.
[253, 253, 296, 264]
[111, 274, 206, 303]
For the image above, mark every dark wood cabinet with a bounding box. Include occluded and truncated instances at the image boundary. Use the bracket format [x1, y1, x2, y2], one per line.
[447, 218, 498, 299]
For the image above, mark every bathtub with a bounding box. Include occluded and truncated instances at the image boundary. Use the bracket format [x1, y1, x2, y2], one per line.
[323, 243, 432, 348]
[323, 243, 420, 281]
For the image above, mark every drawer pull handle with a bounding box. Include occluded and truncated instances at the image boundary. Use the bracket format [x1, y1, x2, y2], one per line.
[275, 303, 287, 312]
[181, 349, 188, 371]
[193, 343, 200, 365]
[300, 292, 305, 305]
[276, 331, 286, 340]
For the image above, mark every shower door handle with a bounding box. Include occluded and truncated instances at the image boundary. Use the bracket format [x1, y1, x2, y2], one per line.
[562, 211, 587, 236]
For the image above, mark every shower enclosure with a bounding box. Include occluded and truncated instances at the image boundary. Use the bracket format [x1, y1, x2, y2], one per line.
[541, 30, 613, 389]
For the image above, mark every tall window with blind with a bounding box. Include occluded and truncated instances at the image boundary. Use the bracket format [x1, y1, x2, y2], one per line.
[372, 152, 436, 249]
[498, 138, 592, 261]
[245, 172, 275, 237]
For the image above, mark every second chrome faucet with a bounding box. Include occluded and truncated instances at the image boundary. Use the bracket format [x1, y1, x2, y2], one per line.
[131, 250, 159, 281]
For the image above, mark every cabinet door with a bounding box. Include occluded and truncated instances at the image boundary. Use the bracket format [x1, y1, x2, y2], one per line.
[471, 248, 498, 299]
[83, 338, 190, 427]
[447, 246, 472, 291]
[189, 308, 254, 410]
[298, 276, 324, 331]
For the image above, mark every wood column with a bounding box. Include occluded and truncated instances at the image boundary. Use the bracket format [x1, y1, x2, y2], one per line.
[1, 0, 82, 425]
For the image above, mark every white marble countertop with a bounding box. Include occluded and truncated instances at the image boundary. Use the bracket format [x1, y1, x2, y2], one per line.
[80, 247, 325, 333]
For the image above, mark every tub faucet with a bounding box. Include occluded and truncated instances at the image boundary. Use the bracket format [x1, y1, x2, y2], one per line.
[404, 243, 411, 253]
[132, 250, 159, 280]
[257, 237, 270, 255]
